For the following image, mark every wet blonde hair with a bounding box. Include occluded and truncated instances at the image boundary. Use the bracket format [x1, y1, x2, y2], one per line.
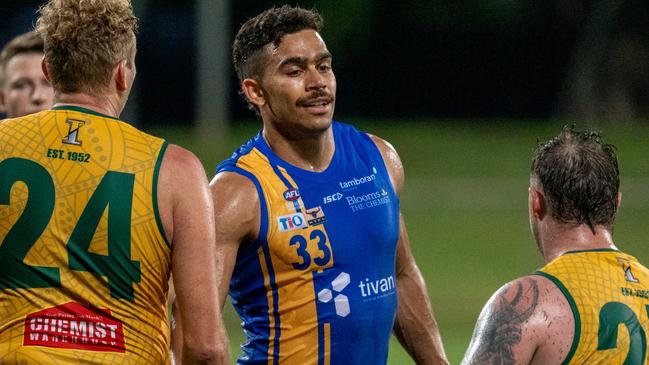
[36, 0, 138, 94]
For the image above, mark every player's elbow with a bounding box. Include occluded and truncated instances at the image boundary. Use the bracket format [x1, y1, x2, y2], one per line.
[181, 341, 228, 365]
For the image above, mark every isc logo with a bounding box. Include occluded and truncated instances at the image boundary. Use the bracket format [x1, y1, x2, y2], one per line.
[278, 213, 307, 232]
[283, 188, 301, 201]
[323, 192, 343, 204]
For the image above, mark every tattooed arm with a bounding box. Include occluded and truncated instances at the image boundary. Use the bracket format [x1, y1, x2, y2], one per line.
[461, 276, 574, 365]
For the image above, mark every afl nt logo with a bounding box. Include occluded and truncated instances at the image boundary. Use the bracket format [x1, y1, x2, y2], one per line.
[618, 257, 639, 283]
[62, 119, 85, 146]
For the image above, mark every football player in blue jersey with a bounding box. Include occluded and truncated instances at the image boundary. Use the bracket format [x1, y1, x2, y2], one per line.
[209, 5, 449, 365]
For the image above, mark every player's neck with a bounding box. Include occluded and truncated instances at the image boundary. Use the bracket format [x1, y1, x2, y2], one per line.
[262, 126, 335, 172]
[54, 91, 123, 119]
[540, 224, 617, 263]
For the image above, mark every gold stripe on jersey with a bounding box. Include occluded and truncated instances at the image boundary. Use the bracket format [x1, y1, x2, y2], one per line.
[537, 249, 649, 365]
[0, 107, 171, 365]
[324, 323, 331, 365]
[235, 148, 335, 364]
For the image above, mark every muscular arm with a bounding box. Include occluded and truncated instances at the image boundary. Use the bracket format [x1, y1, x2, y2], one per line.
[461, 275, 574, 365]
[370, 135, 449, 365]
[209, 171, 260, 308]
[159, 145, 228, 364]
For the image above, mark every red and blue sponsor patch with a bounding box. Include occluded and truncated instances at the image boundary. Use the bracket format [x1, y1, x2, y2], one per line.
[283, 188, 301, 201]
[23, 302, 125, 352]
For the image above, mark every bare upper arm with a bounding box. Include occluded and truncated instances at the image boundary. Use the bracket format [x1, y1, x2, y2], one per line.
[368, 134, 404, 195]
[367, 136, 412, 274]
[210, 171, 260, 306]
[157, 144, 222, 349]
[461, 275, 574, 365]
[156, 144, 213, 244]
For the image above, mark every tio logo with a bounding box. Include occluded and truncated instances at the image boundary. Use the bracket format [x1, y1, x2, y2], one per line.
[317, 272, 351, 317]
[278, 213, 307, 232]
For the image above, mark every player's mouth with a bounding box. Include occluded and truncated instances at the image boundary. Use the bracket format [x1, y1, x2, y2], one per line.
[299, 96, 333, 115]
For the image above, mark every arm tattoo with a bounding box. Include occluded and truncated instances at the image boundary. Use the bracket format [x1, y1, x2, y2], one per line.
[470, 278, 539, 364]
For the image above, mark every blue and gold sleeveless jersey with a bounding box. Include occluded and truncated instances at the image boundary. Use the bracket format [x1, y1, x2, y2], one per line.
[536, 249, 649, 365]
[216, 122, 400, 365]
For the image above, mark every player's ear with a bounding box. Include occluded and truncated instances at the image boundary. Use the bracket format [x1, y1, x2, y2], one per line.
[241, 78, 265, 108]
[0, 89, 6, 113]
[114, 59, 128, 92]
[41, 57, 52, 80]
[529, 186, 546, 219]
[616, 192, 622, 212]
[41, 58, 51, 82]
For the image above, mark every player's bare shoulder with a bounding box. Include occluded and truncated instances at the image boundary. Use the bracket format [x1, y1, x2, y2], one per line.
[367, 134, 404, 194]
[158, 144, 210, 198]
[156, 144, 213, 244]
[161, 144, 206, 178]
[210, 171, 260, 242]
[462, 275, 574, 365]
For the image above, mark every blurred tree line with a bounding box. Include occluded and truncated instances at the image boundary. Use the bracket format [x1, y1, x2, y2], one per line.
[2, 0, 648, 124]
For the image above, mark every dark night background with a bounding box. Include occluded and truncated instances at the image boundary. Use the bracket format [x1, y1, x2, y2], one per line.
[2, 0, 648, 125]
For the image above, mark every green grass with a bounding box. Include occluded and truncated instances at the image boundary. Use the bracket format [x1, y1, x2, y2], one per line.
[151, 119, 649, 364]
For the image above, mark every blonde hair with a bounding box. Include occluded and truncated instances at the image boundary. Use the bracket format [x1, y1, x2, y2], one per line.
[0, 31, 45, 86]
[36, 0, 138, 94]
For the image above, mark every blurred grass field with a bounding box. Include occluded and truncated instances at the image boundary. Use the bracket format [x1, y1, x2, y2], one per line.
[151, 119, 649, 364]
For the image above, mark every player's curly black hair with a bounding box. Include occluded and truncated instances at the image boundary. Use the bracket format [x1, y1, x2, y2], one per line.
[232, 5, 322, 111]
[531, 126, 620, 233]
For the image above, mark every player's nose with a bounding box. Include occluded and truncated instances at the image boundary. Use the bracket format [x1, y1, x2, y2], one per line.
[305, 67, 326, 90]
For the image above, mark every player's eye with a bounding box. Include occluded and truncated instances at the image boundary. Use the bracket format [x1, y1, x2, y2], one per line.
[11, 80, 29, 90]
[318, 64, 332, 73]
[286, 68, 303, 77]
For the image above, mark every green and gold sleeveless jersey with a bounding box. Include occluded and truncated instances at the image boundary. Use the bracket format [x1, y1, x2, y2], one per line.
[536, 249, 649, 365]
[0, 106, 171, 364]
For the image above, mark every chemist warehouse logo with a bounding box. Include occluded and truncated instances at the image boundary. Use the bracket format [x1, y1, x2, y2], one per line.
[23, 302, 125, 352]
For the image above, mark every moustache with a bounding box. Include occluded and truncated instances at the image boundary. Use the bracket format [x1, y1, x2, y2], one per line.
[297, 90, 334, 106]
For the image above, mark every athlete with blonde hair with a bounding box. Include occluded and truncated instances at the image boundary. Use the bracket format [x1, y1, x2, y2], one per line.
[0, 0, 227, 363]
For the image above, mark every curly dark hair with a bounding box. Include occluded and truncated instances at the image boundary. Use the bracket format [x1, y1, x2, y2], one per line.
[232, 5, 323, 111]
[531, 126, 620, 232]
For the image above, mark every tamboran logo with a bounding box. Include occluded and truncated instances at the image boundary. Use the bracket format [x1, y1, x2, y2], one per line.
[317, 272, 351, 317]
[305, 206, 325, 226]
[283, 188, 301, 201]
[62, 119, 85, 146]
[338, 168, 378, 190]
[23, 302, 125, 352]
[323, 192, 343, 204]
[278, 213, 307, 232]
